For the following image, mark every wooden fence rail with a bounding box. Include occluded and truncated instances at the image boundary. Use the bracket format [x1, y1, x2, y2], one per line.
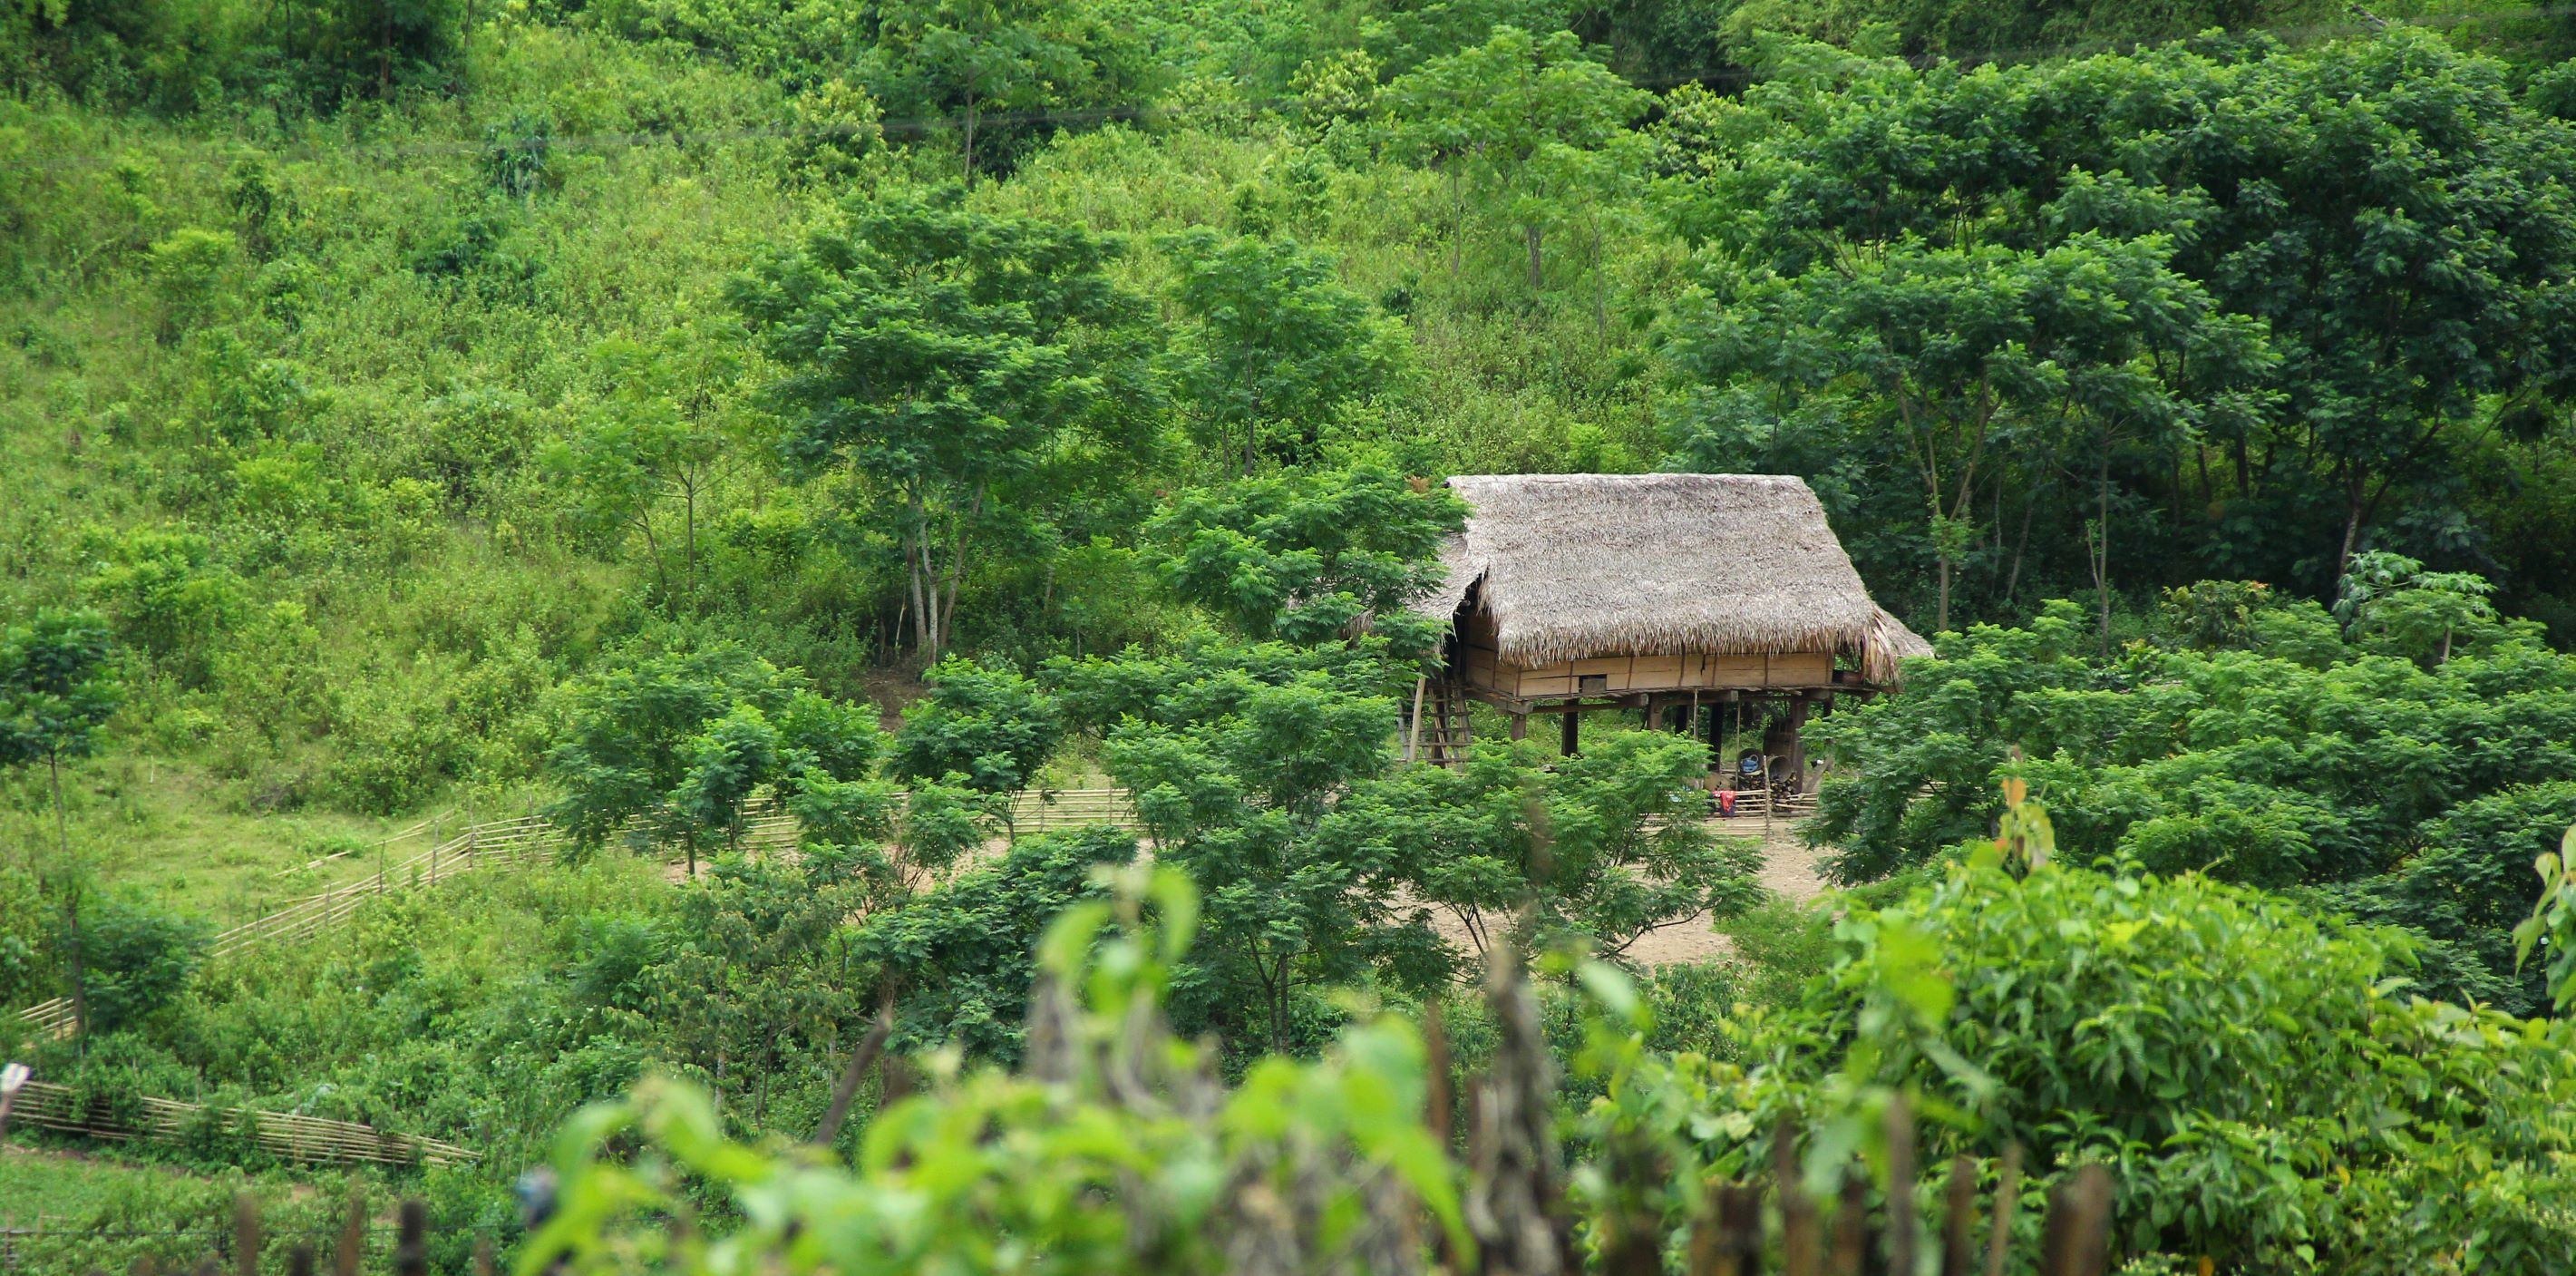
[1708, 785, 1819, 821]
[1, 1079, 473, 1167]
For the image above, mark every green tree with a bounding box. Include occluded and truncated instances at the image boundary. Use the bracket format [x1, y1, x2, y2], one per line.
[862, 0, 1159, 183]
[1673, 32, 2576, 607]
[1162, 229, 1407, 473]
[546, 648, 791, 852]
[889, 657, 1064, 796]
[76, 891, 209, 1033]
[675, 705, 782, 874]
[0, 609, 122, 1040]
[79, 528, 242, 688]
[734, 194, 1157, 660]
[1677, 234, 2269, 635]
[1094, 651, 1435, 1051]
[2335, 550, 2498, 666]
[1380, 25, 1648, 289]
[850, 825, 1135, 1058]
[644, 849, 879, 1128]
[1641, 803, 2576, 1270]
[541, 324, 746, 611]
[1145, 465, 1464, 658]
[1335, 732, 1764, 962]
[1804, 590, 2576, 1011]
[143, 227, 238, 341]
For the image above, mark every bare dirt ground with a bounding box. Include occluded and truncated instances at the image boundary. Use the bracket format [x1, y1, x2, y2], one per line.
[1607, 816, 1829, 967]
[1416, 816, 1830, 968]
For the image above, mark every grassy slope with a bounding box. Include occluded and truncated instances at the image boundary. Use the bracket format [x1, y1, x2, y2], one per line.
[4, 18, 1692, 918]
[1, 29, 813, 903]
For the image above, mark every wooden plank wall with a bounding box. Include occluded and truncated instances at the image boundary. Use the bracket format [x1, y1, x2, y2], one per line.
[1463, 642, 1836, 698]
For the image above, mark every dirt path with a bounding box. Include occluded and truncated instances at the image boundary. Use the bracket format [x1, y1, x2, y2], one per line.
[1414, 817, 1830, 968]
[1617, 817, 1826, 967]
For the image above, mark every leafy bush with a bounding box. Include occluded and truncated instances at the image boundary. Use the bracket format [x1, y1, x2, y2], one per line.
[78, 528, 241, 687]
[851, 825, 1135, 1059]
[1619, 805, 2576, 1271]
[530, 866, 1471, 1275]
[77, 891, 210, 1032]
[888, 658, 1063, 795]
[1806, 594, 2576, 1010]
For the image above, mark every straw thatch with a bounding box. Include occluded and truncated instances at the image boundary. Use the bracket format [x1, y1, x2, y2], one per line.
[1423, 473, 1931, 683]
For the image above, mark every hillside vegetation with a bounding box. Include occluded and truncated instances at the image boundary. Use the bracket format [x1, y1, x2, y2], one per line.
[6, 0, 2576, 1271]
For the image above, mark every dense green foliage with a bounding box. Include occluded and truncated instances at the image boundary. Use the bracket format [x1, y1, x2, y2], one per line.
[1604, 814, 2576, 1272]
[1668, 29, 2576, 631]
[533, 827, 2576, 1274]
[10, 0, 2576, 1267]
[1806, 589, 2576, 1012]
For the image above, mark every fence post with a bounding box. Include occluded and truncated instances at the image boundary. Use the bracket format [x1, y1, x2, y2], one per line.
[234, 1192, 260, 1276]
[394, 1200, 428, 1276]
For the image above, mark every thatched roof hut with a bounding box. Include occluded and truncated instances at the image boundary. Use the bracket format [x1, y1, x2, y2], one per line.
[1423, 473, 1931, 685]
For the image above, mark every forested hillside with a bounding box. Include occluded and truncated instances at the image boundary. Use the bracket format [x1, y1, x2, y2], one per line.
[6, 0, 2576, 1271]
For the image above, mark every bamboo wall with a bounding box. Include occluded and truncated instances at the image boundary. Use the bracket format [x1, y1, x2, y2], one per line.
[1455, 610, 1837, 699]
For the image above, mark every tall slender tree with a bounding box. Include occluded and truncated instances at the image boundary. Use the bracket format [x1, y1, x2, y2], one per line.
[0, 609, 122, 1039]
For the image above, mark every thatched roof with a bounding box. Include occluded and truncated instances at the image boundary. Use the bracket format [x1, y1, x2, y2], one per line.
[1423, 473, 1932, 683]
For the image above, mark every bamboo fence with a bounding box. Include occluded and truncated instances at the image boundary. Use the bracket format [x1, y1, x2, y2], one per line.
[1708, 786, 1820, 821]
[1005, 787, 1139, 833]
[1, 1195, 485, 1276]
[1, 1079, 473, 1167]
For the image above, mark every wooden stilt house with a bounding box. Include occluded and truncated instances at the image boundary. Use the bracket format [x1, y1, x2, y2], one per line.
[1405, 474, 1930, 784]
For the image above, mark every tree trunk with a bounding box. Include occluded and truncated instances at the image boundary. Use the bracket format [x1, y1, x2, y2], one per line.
[905, 486, 935, 658]
[47, 752, 68, 869]
[1525, 223, 1543, 292]
[2004, 487, 2037, 604]
[683, 478, 697, 608]
[2337, 469, 2367, 583]
[1936, 554, 1952, 635]
[906, 533, 931, 656]
[637, 514, 669, 611]
[1590, 219, 1607, 340]
[50, 754, 84, 1045]
[1449, 170, 1464, 282]
[929, 483, 983, 661]
[63, 886, 84, 1048]
[2094, 448, 2113, 657]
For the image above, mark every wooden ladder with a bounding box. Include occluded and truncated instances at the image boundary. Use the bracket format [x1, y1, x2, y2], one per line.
[1406, 677, 1474, 767]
